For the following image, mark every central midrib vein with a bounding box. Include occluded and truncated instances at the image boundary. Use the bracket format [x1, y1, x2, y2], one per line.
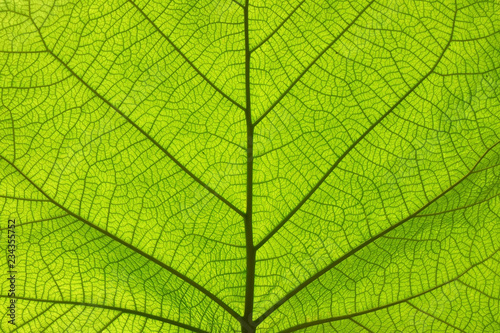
[243, 0, 257, 332]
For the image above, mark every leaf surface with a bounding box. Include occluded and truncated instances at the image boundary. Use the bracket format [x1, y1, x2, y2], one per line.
[0, 0, 499, 332]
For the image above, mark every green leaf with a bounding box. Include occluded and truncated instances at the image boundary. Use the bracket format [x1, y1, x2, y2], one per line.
[1, 0, 499, 332]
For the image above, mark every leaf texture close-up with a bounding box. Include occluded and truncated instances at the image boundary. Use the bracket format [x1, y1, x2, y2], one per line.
[1, 0, 499, 332]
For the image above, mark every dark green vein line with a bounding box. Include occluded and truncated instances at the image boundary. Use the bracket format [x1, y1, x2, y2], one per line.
[250, 0, 305, 53]
[416, 191, 500, 217]
[243, 1, 256, 332]
[434, 64, 500, 76]
[29, 23, 245, 218]
[97, 313, 122, 333]
[0, 50, 47, 54]
[0, 214, 69, 231]
[11, 304, 55, 332]
[2, 104, 16, 162]
[252, 0, 374, 127]
[274, 245, 500, 332]
[472, 161, 500, 174]
[349, 318, 374, 333]
[0, 156, 243, 325]
[126, 0, 246, 112]
[452, 29, 500, 42]
[0, 194, 50, 202]
[232, 0, 244, 9]
[406, 301, 466, 332]
[257, 139, 498, 327]
[456, 280, 500, 301]
[255, 7, 456, 250]
[0, 295, 208, 333]
[41, 305, 75, 332]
